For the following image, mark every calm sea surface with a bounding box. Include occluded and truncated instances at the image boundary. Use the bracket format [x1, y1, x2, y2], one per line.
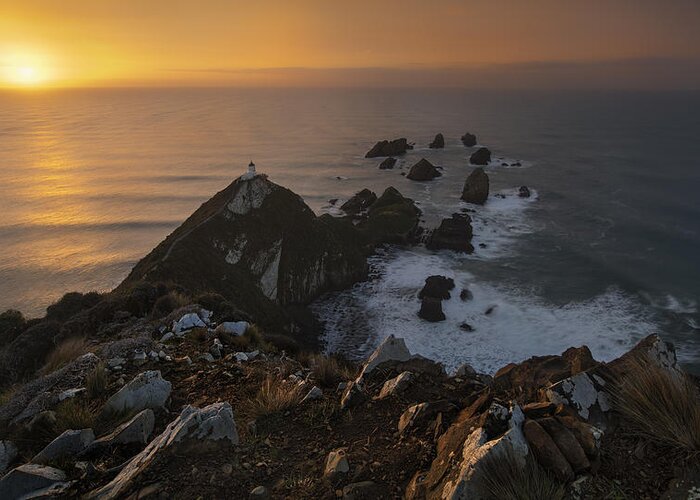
[1, 88, 698, 372]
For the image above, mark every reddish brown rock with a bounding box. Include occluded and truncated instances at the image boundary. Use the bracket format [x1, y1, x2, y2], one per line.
[522, 401, 556, 419]
[557, 416, 602, 458]
[523, 419, 574, 482]
[537, 417, 590, 473]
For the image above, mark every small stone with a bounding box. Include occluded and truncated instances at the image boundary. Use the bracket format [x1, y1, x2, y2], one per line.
[221, 463, 233, 475]
[158, 350, 167, 360]
[249, 485, 270, 499]
[301, 386, 323, 403]
[58, 387, 86, 401]
[324, 449, 350, 481]
[200, 353, 216, 363]
[160, 332, 174, 342]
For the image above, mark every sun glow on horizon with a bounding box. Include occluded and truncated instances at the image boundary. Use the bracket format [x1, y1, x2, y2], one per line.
[1, 49, 53, 87]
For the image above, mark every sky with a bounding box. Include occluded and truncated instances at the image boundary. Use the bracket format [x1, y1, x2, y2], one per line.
[1, 0, 700, 89]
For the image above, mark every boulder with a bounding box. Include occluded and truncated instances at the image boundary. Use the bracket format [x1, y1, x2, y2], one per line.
[461, 167, 490, 205]
[377, 371, 414, 399]
[103, 370, 172, 414]
[418, 297, 445, 322]
[172, 312, 206, 335]
[398, 400, 456, 435]
[32, 428, 95, 465]
[365, 138, 412, 158]
[461, 133, 477, 147]
[418, 276, 455, 300]
[426, 214, 474, 253]
[0, 441, 17, 475]
[0, 464, 69, 500]
[87, 402, 238, 499]
[429, 133, 445, 149]
[378, 157, 397, 170]
[91, 409, 155, 448]
[537, 417, 590, 473]
[460, 288, 473, 301]
[469, 147, 491, 165]
[454, 363, 476, 378]
[518, 186, 531, 198]
[556, 416, 602, 457]
[523, 419, 574, 482]
[215, 321, 249, 336]
[324, 448, 350, 481]
[359, 335, 412, 379]
[340, 189, 377, 215]
[407, 158, 441, 181]
[545, 371, 611, 428]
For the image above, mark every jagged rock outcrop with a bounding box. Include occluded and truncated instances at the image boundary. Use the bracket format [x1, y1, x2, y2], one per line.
[461, 132, 477, 147]
[365, 138, 412, 158]
[0, 352, 100, 424]
[426, 214, 474, 253]
[340, 189, 377, 215]
[90, 409, 155, 449]
[88, 402, 238, 499]
[469, 147, 491, 165]
[32, 429, 95, 465]
[0, 441, 17, 475]
[418, 297, 446, 322]
[117, 177, 419, 333]
[0, 464, 70, 499]
[461, 168, 490, 205]
[407, 158, 441, 181]
[429, 133, 445, 149]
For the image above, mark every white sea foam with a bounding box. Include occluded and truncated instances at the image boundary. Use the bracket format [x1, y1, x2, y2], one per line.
[315, 250, 657, 374]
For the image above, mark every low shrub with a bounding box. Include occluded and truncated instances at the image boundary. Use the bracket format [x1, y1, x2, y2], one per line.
[85, 363, 109, 399]
[151, 291, 191, 318]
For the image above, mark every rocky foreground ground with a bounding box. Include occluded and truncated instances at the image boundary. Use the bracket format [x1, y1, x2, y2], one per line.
[1, 137, 699, 498]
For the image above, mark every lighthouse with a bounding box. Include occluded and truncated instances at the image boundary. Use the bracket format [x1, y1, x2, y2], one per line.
[242, 160, 257, 180]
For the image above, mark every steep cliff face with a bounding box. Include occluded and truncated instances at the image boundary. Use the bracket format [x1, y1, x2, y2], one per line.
[118, 176, 369, 315]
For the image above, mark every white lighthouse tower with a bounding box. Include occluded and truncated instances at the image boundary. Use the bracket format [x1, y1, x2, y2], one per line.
[242, 160, 257, 180]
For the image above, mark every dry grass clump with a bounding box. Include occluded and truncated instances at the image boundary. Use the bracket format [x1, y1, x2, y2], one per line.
[41, 337, 87, 374]
[223, 324, 272, 352]
[306, 353, 358, 388]
[0, 385, 18, 407]
[476, 448, 565, 500]
[85, 363, 109, 399]
[250, 376, 303, 417]
[612, 357, 700, 454]
[54, 398, 97, 433]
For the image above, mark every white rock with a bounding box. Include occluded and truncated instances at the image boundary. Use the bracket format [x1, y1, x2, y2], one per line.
[201, 353, 216, 363]
[199, 309, 213, 325]
[158, 350, 167, 360]
[104, 371, 172, 414]
[245, 350, 259, 360]
[301, 386, 323, 403]
[160, 332, 174, 342]
[216, 321, 249, 336]
[359, 335, 411, 379]
[0, 464, 69, 499]
[133, 350, 147, 364]
[87, 403, 238, 499]
[546, 372, 611, 422]
[32, 429, 95, 464]
[442, 404, 529, 499]
[172, 313, 206, 335]
[324, 449, 350, 479]
[0, 441, 18, 475]
[92, 409, 155, 447]
[377, 371, 413, 399]
[250, 485, 270, 499]
[148, 351, 159, 361]
[58, 387, 86, 401]
[234, 352, 249, 362]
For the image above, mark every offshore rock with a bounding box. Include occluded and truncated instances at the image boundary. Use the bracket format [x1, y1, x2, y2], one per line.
[461, 167, 490, 205]
[378, 157, 397, 170]
[365, 138, 412, 158]
[426, 214, 474, 253]
[429, 133, 445, 148]
[341, 189, 377, 215]
[461, 132, 477, 147]
[407, 158, 441, 181]
[469, 147, 491, 165]
[418, 276, 455, 300]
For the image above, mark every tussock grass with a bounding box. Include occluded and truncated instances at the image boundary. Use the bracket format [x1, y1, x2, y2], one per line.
[55, 398, 97, 432]
[223, 324, 272, 352]
[476, 448, 565, 500]
[85, 363, 109, 399]
[250, 376, 302, 417]
[0, 385, 18, 407]
[305, 353, 358, 388]
[41, 337, 87, 374]
[612, 357, 700, 454]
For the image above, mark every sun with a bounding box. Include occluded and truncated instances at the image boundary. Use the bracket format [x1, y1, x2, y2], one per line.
[12, 66, 40, 85]
[1, 51, 51, 87]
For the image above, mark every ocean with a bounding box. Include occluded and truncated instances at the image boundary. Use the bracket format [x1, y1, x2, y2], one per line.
[1, 87, 698, 373]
